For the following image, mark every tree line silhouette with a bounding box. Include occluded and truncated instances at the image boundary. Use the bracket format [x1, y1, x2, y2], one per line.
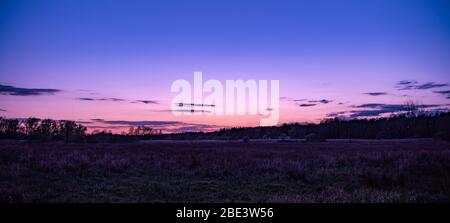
[0, 118, 86, 143]
[164, 112, 450, 141]
[1, 111, 449, 143]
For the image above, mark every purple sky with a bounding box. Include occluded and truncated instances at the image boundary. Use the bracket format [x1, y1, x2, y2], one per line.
[0, 0, 449, 132]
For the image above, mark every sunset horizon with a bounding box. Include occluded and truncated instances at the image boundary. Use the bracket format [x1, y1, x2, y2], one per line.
[2, 0, 450, 213]
[1, 0, 449, 133]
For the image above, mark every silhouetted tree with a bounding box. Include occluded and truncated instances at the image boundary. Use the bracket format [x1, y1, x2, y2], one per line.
[128, 126, 160, 136]
[24, 117, 40, 140]
[38, 119, 58, 142]
[57, 120, 86, 143]
[4, 119, 20, 138]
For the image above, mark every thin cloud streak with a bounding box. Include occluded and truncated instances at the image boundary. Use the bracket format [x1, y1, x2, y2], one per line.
[0, 84, 61, 96]
[363, 92, 388, 96]
[326, 103, 447, 119]
[299, 103, 317, 107]
[76, 97, 126, 102]
[349, 103, 441, 118]
[396, 80, 448, 90]
[88, 118, 220, 133]
[136, 100, 159, 104]
[308, 99, 332, 104]
[433, 90, 450, 99]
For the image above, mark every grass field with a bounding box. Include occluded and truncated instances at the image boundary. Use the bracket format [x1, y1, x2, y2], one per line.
[1, 139, 450, 202]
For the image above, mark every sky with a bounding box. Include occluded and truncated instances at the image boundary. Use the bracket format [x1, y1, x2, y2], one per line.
[0, 0, 449, 133]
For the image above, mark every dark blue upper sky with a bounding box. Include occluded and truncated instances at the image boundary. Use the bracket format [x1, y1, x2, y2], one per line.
[2, 0, 449, 54]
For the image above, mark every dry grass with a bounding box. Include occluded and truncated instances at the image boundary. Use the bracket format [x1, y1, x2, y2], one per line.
[1, 139, 449, 202]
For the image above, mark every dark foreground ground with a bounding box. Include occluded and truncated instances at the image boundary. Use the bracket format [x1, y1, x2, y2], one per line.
[1, 139, 450, 202]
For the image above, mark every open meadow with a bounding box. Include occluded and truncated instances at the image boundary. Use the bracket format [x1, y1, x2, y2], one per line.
[1, 139, 450, 203]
